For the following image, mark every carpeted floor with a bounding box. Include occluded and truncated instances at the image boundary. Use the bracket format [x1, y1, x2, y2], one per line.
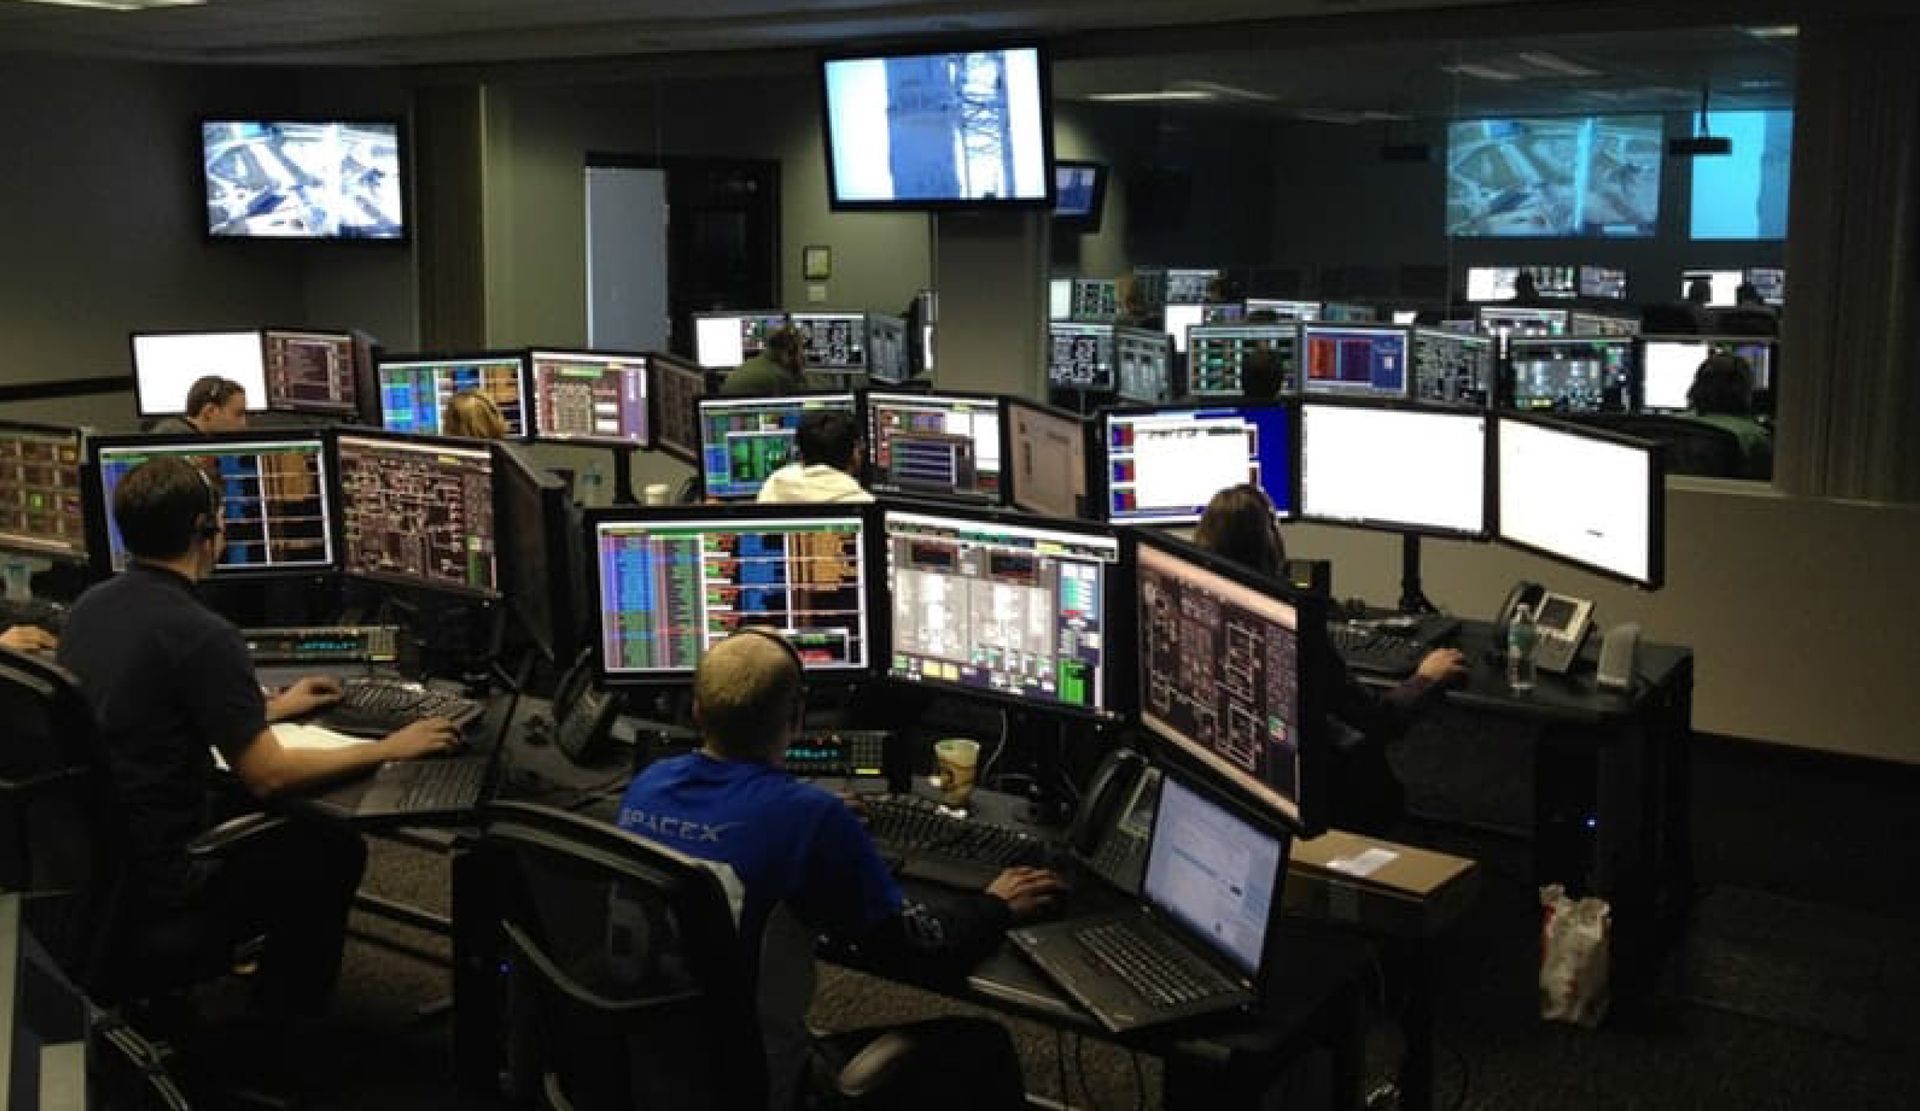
[156, 729, 1920, 1109]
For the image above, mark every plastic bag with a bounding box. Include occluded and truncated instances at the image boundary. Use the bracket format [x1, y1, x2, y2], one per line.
[1539, 884, 1611, 1027]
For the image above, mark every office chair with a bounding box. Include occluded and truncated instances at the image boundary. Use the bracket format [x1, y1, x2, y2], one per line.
[1639, 304, 1700, 335]
[1574, 414, 1745, 479]
[1709, 308, 1779, 337]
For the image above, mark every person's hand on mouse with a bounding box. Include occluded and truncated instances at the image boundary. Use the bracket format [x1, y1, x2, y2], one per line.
[986, 866, 1066, 920]
[1415, 647, 1470, 687]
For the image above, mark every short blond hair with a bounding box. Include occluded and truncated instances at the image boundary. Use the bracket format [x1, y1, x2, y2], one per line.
[693, 633, 802, 758]
[444, 390, 508, 439]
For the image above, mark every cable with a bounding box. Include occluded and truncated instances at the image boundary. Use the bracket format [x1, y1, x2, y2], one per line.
[1130, 1050, 1146, 1111]
[980, 707, 1010, 785]
[1073, 1034, 1104, 1111]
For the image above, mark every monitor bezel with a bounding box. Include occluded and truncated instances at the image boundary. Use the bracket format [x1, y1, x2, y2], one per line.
[584, 501, 883, 687]
[1296, 397, 1494, 541]
[1298, 322, 1415, 400]
[129, 328, 271, 417]
[861, 387, 1010, 506]
[695, 391, 862, 502]
[198, 116, 412, 246]
[1097, 400, 1300, 526]
[647, 351, 709, 465]
[1493, 411, 1666, 590]
[0, 420, 91, 564]
[85, 428, 340, 580]
[330, 426, 501, 600]
[525, 347, 654, 449]
[1053, 159, 1108, 233]
[1185, 322, 1303, 400]
[371, 349, 532, 439]
[1125, 526, 1329, 835]
[259, 325, 360, 417]
[876, 497, 1130, 722]
[691, 310, 790, 370]
[1003, 396, 1092, 520]
[818, 41, 1057, 213]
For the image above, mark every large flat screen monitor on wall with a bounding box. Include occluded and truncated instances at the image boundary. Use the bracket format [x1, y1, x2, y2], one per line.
[1447, 114, 1663, 238]
[201, 119, 407, 241]
[1497, 414, 1663, 589]
[1054, 160, 1107, 231]
[822, 44, 1053, 209]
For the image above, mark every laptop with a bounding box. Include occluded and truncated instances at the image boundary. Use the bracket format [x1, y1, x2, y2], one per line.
[1008, 773, 1287, 1033]
[347, 679, 522, 821]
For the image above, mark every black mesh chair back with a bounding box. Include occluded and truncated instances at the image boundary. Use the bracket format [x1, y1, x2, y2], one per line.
[475, 801, 767, 1111]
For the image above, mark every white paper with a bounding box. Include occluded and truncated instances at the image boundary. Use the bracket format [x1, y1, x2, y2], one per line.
[1327, 846, 1399, 878]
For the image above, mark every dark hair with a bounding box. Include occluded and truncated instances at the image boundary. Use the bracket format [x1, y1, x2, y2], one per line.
[1684, 278, 1713, 305]
[113, 457, 217, 560]
[1512, 272, 1539, 299]
[1688, 353, 1755, 416]
[185, 376, 246, 418]
[795, 409, 859, 469]
[1735, 282, 1765, 306]
[1192, 484, 1286, 578]
[763, 326, 806, 374]
[1239, 347, 1283, 402]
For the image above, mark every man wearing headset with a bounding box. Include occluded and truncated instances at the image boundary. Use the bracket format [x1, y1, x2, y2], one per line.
[147, 375, 251, 435]
[56, 457, 459, 1024]
[617, 628, 1062, 1108]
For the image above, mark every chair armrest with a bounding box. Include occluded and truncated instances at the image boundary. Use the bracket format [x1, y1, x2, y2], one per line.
[832, 1030, 919, 1100]
[185, 812, 289, 860]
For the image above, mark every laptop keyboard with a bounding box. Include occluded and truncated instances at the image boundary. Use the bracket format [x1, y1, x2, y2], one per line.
[1076, 919, 1232, 1008]
[358, 759, 485, 815]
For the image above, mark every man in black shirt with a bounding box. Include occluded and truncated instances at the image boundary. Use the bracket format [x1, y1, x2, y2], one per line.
[56, 457, 458, 1019]
[146, 375, 250, 435]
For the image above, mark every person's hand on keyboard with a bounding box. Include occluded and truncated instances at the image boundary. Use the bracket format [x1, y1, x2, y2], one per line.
[382, 716, 464, 760]
[0, 625, 56, 653]
[1415, 648, 1470, 687]
[986, 866, 1067, 920]
[269, 676, 346, 720]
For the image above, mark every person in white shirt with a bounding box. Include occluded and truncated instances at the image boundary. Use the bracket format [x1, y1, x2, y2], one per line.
[755, 410, 873, 504]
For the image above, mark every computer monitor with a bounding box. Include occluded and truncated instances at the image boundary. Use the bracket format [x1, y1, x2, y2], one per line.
[1134, 530, 1322, 830]
[589, 504, 872, 681]
[1580, 266, 1629, 300]
[335, 430, 497, 597]
[790, 312, 869, 371]
[1187, 324, 1299, 398]
[697, 393, 860, 501]
[1054, 161, 1108, 232]
[693, 311, 790, 369]
[1245, 299, 1320, 322]
[1142, 774, 1288, 971]
[527, 349, 651, 448]
[1391, 310, 1419, 325]
[865, 314, 911, 384]
[493, 442, 580, 663]
[1319, 302, 1378, 323]
[648, 352, 708, 464]
[1465, 266, 1519, 303]
[1006, 398, 1088, 519]
[1115, 327, 1175, 403]
[1508, 336, 1633, 412]
[0, 422, 87, 562]
[1525, 265, 1578, 299]
[1048, 323, 1116, 392]
[1102, 402, 1294, 526]
[375, 352, 528, 437]
[1570, 311, 1639, 338]
[1497, 414, 1663, 588]
[1680, 269, 1743, 308]
[1071, 278, 1120, 321]
[1048, 279, 1074, 321]
[1639, 336, 1774, 411]
[1300, 324, 1411, 398]
[1162, 302, 1206, 355]
[881, 504, 1122, 719]
[1164, 269, 1219, 305]
[1476, 306, 1569, 337]
[1205, 303, 1247, 324]
[262, 328, 358, 416]
[865, 391, 1005, 503]
[1744, 267, 1786, 305]
[1298, 401, 1488, 538]
[130, 330, 269, 417]
[89, 431, 336, 577]
[1411, 328, 1495, 408]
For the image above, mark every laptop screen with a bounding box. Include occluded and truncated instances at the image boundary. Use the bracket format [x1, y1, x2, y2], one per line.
[1142, 776, 1283, 977]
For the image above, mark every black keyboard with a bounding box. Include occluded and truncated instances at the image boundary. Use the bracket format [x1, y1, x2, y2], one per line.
[1076, 920, 1230, 1007]
[865, 793, 1044, 887]
[357, 759, 486, 816]
[1327, 623, 1426, 678]
[318, 678, 486, 737]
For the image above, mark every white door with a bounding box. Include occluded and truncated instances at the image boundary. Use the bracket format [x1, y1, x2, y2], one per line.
[585, 166, 669, 350]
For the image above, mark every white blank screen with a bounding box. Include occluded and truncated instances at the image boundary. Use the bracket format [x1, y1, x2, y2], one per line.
[1164, 304, 1205, 354]
[1641, 340, 1709, 411]
[1498, 417, 1654, 584]
[133, 332, 269, 415]
[694, 317, 747, 368]
[1301, 404, 1485, 534]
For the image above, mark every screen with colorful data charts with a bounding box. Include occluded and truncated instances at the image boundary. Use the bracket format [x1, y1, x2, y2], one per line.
[376, 354, 527, 437]
[791, 313, 869, 371]
[0, 422, 87, 561]
[528, 350, 650, 448]
[693, 311, 789, 369]
[336, 432, 496, 597]
[1137, 536, 1305, 827]
[131, 331, 270, 416]
[1507, 336, 1633, 412]
[591, 507, 871, 680]
[1497, 415, 1662, 588]
[1300, 324, 1410, 398]
[1103, 403, 1293, 526]
[92, 434, 334, 577]
[1007, 400, 1086, 519]
[698, 394, 859, 501]
[1412, 329, 1495, 408]
[1188, 325, 1299, 398]
[883, 506, 1120, 718]
[1299, 402, 1487, 538]
[263, 329, 357, 415]
[865, 392, 1002, 502]
[1048, 322, 1115, 391]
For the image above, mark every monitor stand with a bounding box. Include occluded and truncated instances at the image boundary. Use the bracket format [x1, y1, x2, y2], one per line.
[1398, 534, 1438, 615]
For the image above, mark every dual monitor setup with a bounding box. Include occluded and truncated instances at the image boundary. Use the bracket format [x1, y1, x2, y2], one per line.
[691, 310, 917, 382]
[1463, 264, 1786, 307]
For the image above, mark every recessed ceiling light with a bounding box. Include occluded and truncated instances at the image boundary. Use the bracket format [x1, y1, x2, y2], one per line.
[1176, 80, 1276, 104]
[1744, 25, 1799, 39]
[1440, 63, 1523, 82]
[1515, 51, 1604, 78]
[6, 0, 204, 9]
[1084, 91, 1217, 103]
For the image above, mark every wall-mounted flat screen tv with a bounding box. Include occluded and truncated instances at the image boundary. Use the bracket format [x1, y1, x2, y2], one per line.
[201, 119, 408, 241]
[1447, 115, 1663, 239]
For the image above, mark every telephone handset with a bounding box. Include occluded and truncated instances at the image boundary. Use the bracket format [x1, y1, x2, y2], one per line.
[1069, 748, 1162, 896]
[551, 648, 624, 764]
[1494, 580, 1596, 675]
